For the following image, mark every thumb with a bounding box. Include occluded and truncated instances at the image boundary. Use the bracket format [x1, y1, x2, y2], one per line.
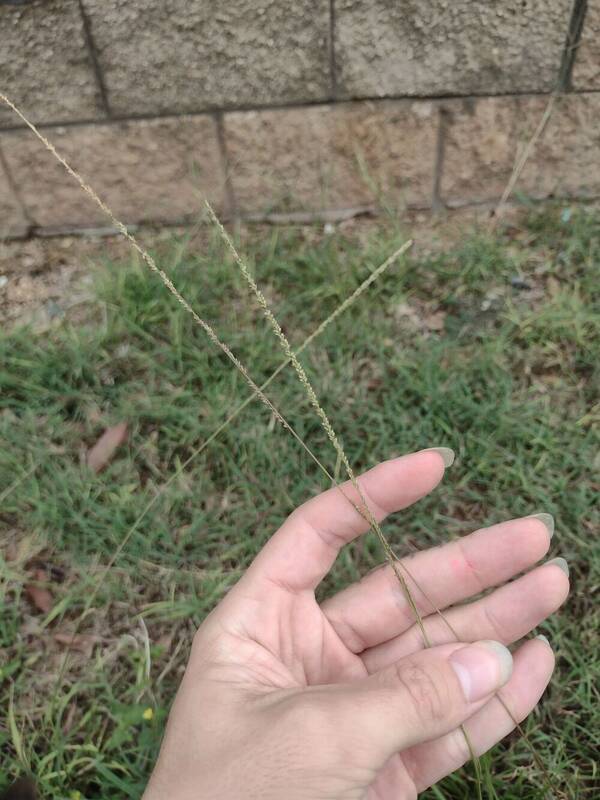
[319, 640, 513, 765]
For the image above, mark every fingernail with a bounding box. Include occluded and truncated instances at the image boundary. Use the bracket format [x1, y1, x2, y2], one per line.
[528, 513, 554, 538]
[450, 640, 513, 702]
[422, 447, 455, 467]
[545, 556, 569, 576]
[535, 634, 551, 647]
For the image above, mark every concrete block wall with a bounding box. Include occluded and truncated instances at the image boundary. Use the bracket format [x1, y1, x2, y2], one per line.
[0, 0, 598, 237]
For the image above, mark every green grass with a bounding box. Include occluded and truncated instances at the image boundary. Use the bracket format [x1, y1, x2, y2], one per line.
[1, 204, 599, 798]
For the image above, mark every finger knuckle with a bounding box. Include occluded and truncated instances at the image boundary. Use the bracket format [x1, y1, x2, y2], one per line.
[482, 603, 509, 642]
[394, 660, 449, 725]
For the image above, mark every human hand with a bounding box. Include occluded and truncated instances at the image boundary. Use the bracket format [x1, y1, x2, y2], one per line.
[143, 449, 568, 799]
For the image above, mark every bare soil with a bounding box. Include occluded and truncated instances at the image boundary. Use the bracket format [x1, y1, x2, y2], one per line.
[0, 203, 519, 331]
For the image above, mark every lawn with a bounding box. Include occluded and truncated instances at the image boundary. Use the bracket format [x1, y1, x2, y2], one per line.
[1, 203, 598, 799]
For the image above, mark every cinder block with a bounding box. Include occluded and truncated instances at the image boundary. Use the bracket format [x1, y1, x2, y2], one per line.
[440, 96, 542, 206]
[225, 100, 438, 215]
[572, 2, 600, 89]
[82, 0, 331, 115]
[0, 0, 103, 129]
[441, 95, 600, 206]
[335, 1, 572, 98]
[2, 116, 226, 229]
[519, 95, 600, 198]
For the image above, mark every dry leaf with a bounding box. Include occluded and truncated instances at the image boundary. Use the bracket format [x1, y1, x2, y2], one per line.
[425, 311, 446, 331]
[86, 422, 128, 473]
[394, 302, 421, 328]
[54, 631, 99, 656]
[25, 569, 53, 614]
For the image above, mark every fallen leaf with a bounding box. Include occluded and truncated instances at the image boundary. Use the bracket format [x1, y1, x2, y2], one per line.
[25, 569, 53, 614]
[425, 310, 446, 331]
[54, 632, 99, 656]
[394, 301, 421, 328]
[86, 422, 128, 473]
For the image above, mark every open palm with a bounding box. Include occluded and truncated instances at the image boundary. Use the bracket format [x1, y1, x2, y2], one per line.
[145, 449, 568, 800]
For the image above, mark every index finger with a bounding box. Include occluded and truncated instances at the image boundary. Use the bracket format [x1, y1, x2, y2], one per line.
[241, 448, 451, 594]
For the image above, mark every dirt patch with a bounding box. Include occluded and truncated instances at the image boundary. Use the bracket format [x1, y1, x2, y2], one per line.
[0, 203, 523, 331]
[0, 230, 155, 331]
[1, 236, 102, 332]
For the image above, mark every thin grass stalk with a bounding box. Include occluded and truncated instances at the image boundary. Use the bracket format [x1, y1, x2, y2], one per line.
[493, 94, 556, 223]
